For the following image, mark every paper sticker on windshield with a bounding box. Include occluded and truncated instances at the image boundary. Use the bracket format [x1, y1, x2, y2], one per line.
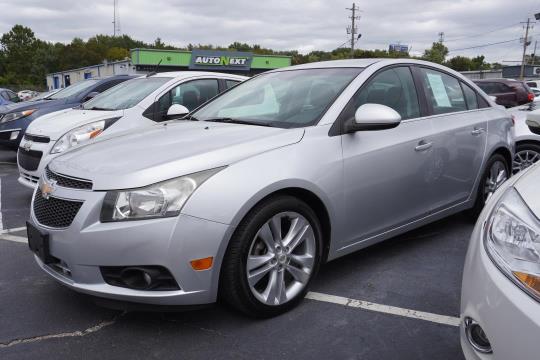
[426, 73, 451, 107]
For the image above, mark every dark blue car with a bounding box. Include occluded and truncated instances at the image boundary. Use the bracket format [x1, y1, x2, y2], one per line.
[0, 75, 136, 149]
[0, 88, 19, 106]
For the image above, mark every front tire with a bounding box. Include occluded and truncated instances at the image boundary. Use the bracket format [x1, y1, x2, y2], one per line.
[220, 195, 323, 317]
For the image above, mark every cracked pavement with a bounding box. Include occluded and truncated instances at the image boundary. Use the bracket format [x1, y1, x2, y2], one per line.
[0, 149, 468, 359]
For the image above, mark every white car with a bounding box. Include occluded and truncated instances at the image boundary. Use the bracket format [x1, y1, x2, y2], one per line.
[17, 71, 247, 188]
[18, 90, 38, 101]
[530, 87, 540, 103]
[460, 112, 540, 359]
[508, 103, 540, 174]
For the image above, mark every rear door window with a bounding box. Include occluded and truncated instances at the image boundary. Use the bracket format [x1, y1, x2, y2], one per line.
[419, 68, 467, 115]
[226, 80, 241, 89]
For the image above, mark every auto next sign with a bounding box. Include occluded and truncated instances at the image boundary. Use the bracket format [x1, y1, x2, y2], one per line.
[190, 50, 252, 71]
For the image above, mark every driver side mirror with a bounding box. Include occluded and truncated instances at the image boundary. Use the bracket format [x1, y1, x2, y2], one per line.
[84, 91, 100, 102]
[526, 111, 540, 135]
[345, 103, 402, 133]
[166, 104, 190, 119]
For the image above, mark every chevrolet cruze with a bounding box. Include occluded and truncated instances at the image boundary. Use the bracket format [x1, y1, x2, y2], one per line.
[27, 59, 514, 317]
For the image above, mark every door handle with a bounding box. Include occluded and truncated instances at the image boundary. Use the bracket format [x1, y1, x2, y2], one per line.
[415, 141, 433, 152]
[471, 127, 485, 136]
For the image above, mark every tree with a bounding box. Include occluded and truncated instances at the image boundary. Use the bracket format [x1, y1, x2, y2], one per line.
[0, 25, 37, 84]
[446, 56, 472, 71]
[422, 42, 448, 64]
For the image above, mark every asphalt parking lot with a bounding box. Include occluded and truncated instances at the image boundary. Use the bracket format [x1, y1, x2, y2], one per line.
[0, 148, 470, 360]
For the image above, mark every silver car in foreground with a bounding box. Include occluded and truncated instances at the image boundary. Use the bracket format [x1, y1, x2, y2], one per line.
[28, 59, 513, 317]
[460, 114, 540, 359]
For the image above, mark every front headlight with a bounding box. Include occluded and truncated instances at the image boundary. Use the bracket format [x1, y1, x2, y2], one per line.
[485, 187, 540, 300]
[100, 167, 224, 222]
[50, 117, 120, 154]
[0, 109, 36, 123]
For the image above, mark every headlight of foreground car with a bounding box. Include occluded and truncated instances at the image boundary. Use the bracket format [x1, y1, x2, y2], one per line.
[50, 117, 120, 154]
[100, 167, 225, 222]
[0, 109, 36, 123]
[485, 187, 540, 301]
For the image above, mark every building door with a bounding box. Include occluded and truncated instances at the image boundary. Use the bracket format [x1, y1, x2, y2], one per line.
[53, 76, 59, 89]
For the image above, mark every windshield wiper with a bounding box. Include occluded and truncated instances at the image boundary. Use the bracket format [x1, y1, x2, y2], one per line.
[204, 117, 273, 127]
[85, 106, 113, 111]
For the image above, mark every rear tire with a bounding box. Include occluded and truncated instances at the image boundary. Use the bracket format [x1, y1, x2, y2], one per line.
[220, 195, 323, 318]
[469, 154, 509, 218]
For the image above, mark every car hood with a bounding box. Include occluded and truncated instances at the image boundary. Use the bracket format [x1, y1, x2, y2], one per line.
[26, 109, 124, 140]
[50, 121, 305, 190]
[515, 163, 540, 219]
[0, 99, 64, 114]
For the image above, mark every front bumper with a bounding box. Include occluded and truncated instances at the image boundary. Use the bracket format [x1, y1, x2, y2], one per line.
[460, 212, 540, 359]
[17, 136, 56, 189]
[0, 116, 31, 148]
[29, 185, 233, 306]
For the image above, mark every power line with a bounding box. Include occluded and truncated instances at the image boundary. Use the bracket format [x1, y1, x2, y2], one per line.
[444, 22, 521, 43]
[448, 38, 522, 52]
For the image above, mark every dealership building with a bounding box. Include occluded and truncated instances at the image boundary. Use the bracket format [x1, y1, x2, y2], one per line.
[46, 48, 292, 90]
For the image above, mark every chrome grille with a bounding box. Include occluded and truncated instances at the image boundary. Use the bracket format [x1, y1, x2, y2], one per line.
[45, 167, 93, 190]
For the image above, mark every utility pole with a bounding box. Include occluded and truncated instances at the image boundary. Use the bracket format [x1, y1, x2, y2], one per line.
[532, 40, 538, 65]
[438, 32, 445, 43]
[520, 18, 532, 79]
[113, 0, 121, 37]
[346, 3, 361, 58]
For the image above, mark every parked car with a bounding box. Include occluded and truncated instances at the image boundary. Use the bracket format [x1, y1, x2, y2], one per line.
[508, 103, 540, 174]
[460, 114, 540, 358]
[18, 90, 38, 101]
[31, 89, 61, 101]
[474, 79, 534, 108]
[530, 87, 540, 103]
[0, 88, 20, 105]
[27, 59, 513, 317]
[525, 79, 540, 89]
[0, 75, 136, 149]
[17, 71, 246, 188]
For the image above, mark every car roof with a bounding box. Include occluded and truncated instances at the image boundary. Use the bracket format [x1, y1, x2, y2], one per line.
[266, 58, 473, 74]
[149, 71, 248, 80]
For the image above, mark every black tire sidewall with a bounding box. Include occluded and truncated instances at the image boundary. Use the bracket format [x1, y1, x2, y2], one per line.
[220, 195, 323, 317]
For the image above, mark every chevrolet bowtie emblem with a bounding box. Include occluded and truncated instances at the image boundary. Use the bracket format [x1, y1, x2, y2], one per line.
[23, 141, 33, 151]
[41, 179, 56, 200]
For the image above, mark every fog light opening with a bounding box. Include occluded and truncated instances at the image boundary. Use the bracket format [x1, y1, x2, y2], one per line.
[465, 317, 492, 354]
[120, 267, 156, 290]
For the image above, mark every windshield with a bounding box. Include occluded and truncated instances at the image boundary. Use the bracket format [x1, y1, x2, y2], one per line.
[48, 80, 99, 100]
[82, 77, 171, 111]
[193, 68, 363, 128]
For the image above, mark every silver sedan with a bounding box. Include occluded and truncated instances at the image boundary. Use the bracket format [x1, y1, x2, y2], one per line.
[27, 59, 513, 317]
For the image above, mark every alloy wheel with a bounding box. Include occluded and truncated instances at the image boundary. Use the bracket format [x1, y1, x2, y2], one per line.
[246, 211, 316, 306]
[513, 149, 540, 174]
[484, 160, 508, 201]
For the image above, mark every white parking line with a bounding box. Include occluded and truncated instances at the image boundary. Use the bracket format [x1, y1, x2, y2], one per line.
[0, 234, 27, 243]
[0, 226, 26, 234]
[306, 292, 460, 327]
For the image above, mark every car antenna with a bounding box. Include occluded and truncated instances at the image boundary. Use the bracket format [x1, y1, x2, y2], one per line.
[146, 59, 162, 77]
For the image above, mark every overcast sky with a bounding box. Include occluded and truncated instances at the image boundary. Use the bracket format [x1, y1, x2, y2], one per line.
[1, 0, 539, 64]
